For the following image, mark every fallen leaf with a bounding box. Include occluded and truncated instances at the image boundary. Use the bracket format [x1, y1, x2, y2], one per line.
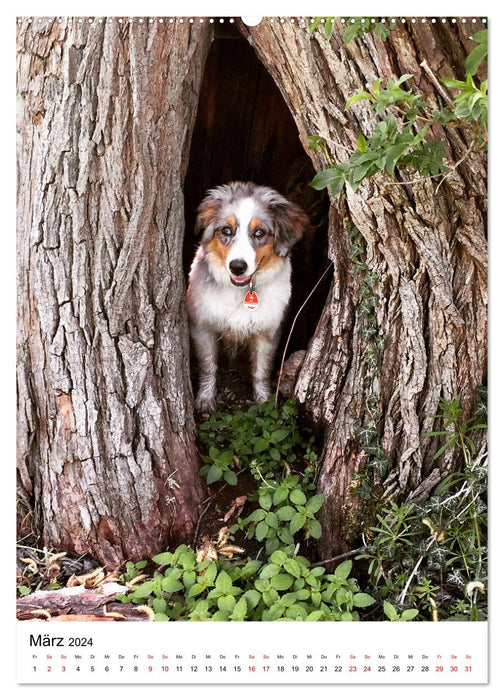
[196, 536, 219, 563]
[223, 495, 248, 522]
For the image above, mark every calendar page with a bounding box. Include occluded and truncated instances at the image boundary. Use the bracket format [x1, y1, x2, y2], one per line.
[14, 3, 491, 691]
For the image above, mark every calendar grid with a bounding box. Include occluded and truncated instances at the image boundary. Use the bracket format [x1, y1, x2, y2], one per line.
[17, 621, 488, 684]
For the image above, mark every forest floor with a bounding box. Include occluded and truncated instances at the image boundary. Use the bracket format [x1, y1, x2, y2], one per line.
[16, 352, 318, 617]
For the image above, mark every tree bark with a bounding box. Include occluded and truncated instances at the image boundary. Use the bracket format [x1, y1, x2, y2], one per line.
[17, 18, 212, 568]
[238, 18, 487, 557]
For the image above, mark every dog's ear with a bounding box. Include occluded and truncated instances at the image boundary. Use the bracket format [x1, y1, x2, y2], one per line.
[195, 196, 218, 242]
[269, 198, 310, 257]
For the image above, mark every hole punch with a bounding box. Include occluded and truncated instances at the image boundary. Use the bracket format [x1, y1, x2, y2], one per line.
[240, 17, 263, 26]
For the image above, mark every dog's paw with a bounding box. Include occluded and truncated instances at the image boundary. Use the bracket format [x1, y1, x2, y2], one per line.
[194, 393, 217, 416]
[253, 385, 272, 405]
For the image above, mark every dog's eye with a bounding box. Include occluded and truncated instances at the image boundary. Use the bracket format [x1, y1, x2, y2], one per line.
[222, 226, 233, 236]
[254, 229, 265, 239]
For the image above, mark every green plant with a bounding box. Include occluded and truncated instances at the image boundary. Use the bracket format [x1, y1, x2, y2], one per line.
[345, 222, 388, 510]
[310, 17, 395, 42]
[309, 28, 487, 196]
[198, 397, 309, 485]
[358, 393, 487, 621]
[198, 397, 322, 554]
[383, 601, 419, 621]
[231, 464, 324, 554]
[424, 393, 487, 463]
[117, 545, 376, 621]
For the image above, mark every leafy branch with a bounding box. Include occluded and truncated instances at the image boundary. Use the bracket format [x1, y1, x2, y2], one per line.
[308, 29, 487, 196]
[310, 17, 395, 42]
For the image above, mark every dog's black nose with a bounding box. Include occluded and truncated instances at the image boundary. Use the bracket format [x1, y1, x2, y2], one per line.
[229, 259, 248, 276]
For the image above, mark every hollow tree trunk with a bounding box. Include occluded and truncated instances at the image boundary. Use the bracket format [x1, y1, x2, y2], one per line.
[17, 18, 213, 568]
[238, 18, 487, 557]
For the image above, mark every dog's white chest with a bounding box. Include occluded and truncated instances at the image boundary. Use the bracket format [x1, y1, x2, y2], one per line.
[203, 281, 288, 334]
[188, 255, 292, 339]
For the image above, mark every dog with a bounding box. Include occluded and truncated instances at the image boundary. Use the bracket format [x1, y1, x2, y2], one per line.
[187, 181, 309, 414]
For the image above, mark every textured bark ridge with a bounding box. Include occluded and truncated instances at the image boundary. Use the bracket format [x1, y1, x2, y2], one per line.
[238, 18, 487, 556]
[17, 18, 212, 568]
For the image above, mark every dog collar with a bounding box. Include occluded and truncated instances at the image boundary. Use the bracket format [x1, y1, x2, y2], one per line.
[243, 279, 259, 310]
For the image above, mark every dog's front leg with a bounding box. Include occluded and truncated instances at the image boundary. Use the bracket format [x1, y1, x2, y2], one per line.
[191, 325, 218, 414]
[251, 332, 278, 404]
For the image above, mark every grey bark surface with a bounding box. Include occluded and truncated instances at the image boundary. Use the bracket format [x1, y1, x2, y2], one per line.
[238, 18, 487, 556]
[17, 18, 213, 568]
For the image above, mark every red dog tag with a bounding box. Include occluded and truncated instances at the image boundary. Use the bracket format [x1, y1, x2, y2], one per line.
[243, 290, 259, 310]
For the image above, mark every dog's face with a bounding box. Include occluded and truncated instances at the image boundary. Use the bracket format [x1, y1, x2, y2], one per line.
[196, 182, 309, 287]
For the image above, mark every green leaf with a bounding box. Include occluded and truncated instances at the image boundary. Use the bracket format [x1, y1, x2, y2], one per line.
[385, 143, 409, 174]
[271, 573, 294, 591]
[206, 463, 223, 484]
[308, 133, 327, 150]
[273, 486, 289, 505]
[307, 519, 322, 539]
[465, 30, 487, 75]
[286, 604, 308, 620]
[309, 167, 346, 195]
[309, 17, 323, 34]
[433, 441, 453, 460]
[198, 561, 217, 585]
[224, 470, 238, 486]
[231, 596, 248, 621]
[278, 526, 294, 544]
[247, 508, 267, 523]
[239, 559, 262, 578]
[290, 511, 307, 534]
[215, 570, 233, 594]
[151, 552, 173, 566]
[259, 492, 273, 510]
[218, 594, 236, 614]
[396, 73, 414, 86]
[346, 91, 374, 108]
[212, 610, 230, 621]
[442, 77, 468, 90]
[284, 559, 302, 578]
[374, 22, 391, 41]
[188, 582, 206, 597]
[269, 550, 288, 565]
[154, 612, 170, 621]
[152, 597, 167, 614]
[276, 505, 296, 520]
[262, 588, 279, 607]
[306, 493, 325, 514]
[289, 489, 307, 505]
[265, 512, 279, 528]
[334, 560, 352, 580]
[383, 601, 399, 621]
[356, 133, 368, 153]
[179, 551, 196, 569]
[343, 22, 363, 43]
[253, 437, 270, 453]
[271, 428, 290, 442]
[161, 577, 184, 594]
[270, 447, 281, 461]
[306, 610, 325, 621]
[244, 590, 261, 608]
[353, 592, 376, 608]
[255, 520, 269, 541]
[130, 580, 155, 599]
[400, 608, 419, 621]
[260, 563, 281, 579]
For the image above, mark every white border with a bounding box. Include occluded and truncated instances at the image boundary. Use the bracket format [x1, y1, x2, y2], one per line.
[3, 3, 502, 698]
